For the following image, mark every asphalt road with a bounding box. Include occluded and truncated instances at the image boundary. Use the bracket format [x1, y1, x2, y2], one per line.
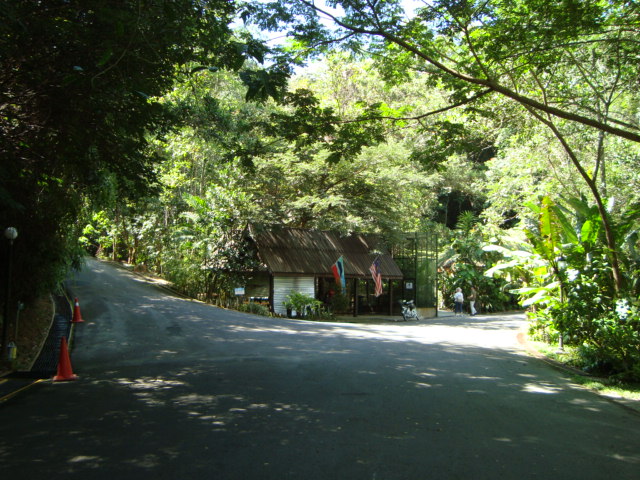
[0, 258, 638, 479]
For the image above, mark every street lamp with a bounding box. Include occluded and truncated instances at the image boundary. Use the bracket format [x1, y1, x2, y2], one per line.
[1, 227, 18, 362]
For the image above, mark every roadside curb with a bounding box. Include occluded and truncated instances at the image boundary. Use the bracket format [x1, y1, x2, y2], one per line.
[29, 292, 74, 376]
[517, 330, 640, 416]
[1, 291, 75, 404]
[0, 378, 46, 404]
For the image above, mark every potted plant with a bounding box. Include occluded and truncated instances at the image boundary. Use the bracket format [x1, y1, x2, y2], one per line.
[283, 291, 322, 318]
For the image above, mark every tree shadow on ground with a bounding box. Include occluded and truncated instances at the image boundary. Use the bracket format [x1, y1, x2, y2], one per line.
[1, 310, 639, 480]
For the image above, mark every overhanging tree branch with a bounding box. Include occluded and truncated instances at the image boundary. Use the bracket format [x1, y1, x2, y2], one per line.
[297, 0, 640, 143]
[525, 105, 623, 292]
[338, 88, 493, 124]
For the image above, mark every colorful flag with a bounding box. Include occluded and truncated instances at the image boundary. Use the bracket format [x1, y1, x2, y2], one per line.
[331, 256, 346, 293]
[369, 257, 383, 297]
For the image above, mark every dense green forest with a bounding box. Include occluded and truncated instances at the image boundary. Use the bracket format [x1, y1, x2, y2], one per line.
[2, 0, 639, 379]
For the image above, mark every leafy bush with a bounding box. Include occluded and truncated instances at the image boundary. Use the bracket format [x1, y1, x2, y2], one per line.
[528, 298, 640, 381]
[438, 213, 518, 312]
[579, 300, 640, 380]
[486, 196, 640, 381]
[238, 302, 271, 316]
[527, 310, 560, 344]
[440, 267, 515, 312]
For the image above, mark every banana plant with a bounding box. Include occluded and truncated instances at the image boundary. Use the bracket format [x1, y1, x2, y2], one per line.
[485, 195, 584, 308]
[484, 237, 562, 309]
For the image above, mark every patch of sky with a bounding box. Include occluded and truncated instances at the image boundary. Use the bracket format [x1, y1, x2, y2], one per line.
[232, 0, 425, 74]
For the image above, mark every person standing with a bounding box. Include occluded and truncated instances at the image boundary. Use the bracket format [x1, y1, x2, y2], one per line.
[453, 287, 464, 316]
[469, 286, 477, 316]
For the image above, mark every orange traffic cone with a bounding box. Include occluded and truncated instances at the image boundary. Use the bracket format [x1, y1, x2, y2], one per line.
[53, 337, 78, 382]
[72, 297, 84, 323]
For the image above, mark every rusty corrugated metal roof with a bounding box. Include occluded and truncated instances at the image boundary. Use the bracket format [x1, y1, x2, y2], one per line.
[250, 227, 403, 279]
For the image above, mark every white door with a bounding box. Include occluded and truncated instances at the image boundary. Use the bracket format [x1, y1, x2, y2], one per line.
[273, 276, 315, 316]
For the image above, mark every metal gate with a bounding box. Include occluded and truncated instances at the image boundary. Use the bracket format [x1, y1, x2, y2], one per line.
[391, 231, 438, 312]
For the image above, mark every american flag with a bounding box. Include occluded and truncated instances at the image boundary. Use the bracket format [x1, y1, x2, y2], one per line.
[369, 257, 383, 297]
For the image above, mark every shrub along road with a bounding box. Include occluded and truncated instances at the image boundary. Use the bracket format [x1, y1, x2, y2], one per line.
[0, 257, 638, 479]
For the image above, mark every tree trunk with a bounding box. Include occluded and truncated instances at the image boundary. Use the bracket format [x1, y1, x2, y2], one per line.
[535, 114, 623, 292]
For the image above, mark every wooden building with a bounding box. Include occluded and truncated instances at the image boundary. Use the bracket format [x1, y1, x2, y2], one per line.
[244, 226, 404, 316]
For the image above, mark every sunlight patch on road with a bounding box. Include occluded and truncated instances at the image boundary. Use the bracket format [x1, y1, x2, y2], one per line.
[68, 455, 101, 463]
[414, 382, 434, 389]
[412, 371, 444, 389]
[567, 398, 602, 412]
[226, 317, 529, 356]
[231, 325, 304, 336]
[115, 376, 189, 407]
[174, 393, 219, 407]
[67, 455, 103, 468]
[125, 454, 161, 468]
[463, 375, 502, 381]
[116, 377, 187, 390]
[610, 453, 640, 464]
[521, 382, 562, 394]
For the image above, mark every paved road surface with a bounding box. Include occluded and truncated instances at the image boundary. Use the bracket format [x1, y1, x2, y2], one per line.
[0, 258, 638, 479]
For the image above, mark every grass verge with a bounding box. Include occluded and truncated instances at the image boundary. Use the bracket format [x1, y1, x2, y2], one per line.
[528, 339, 640, 402]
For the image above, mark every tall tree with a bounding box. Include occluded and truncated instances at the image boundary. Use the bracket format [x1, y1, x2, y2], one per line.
[246, 0, 640, 291]
[84, 60, 440, 299]
[0, 0, 280, 300]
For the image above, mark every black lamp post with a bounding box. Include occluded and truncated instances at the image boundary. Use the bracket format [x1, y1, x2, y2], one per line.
[1, 227, 18, 362]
